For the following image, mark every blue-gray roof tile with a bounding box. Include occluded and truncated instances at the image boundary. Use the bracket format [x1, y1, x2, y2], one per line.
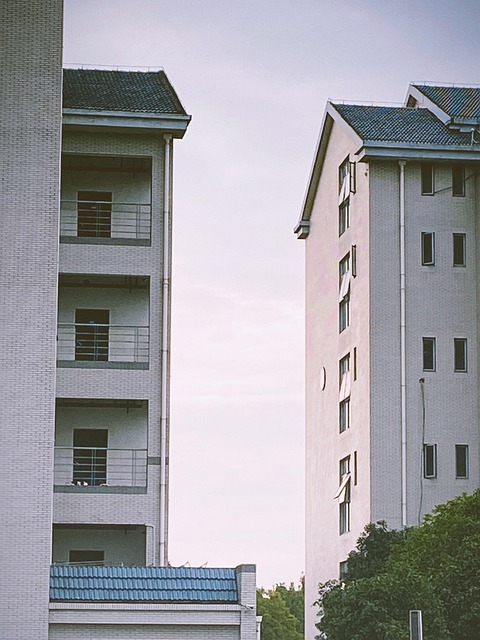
[63, 69, 187, 115]
[50, 565, 238, 602]
[332, 103, 477, 146]
[413, 85, 480, 119]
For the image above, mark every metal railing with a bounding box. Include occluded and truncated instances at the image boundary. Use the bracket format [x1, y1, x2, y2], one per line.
[57, 323, 149, 363]
[54, 446, 147, 487]
[60, 200, 151, 241]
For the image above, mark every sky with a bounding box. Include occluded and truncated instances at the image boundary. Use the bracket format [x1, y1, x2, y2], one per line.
[63, 0, 480, 588]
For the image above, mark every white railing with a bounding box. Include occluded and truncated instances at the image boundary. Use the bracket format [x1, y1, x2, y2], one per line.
[60, 200, 151, 241]
[54, 446, 147, 487]
[57, 323, 149, 363]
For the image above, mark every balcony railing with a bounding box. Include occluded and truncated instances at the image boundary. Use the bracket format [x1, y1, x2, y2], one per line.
[60, 200, 151, 242]
[57, 323, 149, 364]
[54, 446, 147, 488]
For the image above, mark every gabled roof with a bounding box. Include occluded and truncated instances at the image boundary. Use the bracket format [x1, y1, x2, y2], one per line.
[63, 68, 187, 115]
[50, 565, 238, 602]
[412, 84, 480, 120]
[331, 103, 474, 146]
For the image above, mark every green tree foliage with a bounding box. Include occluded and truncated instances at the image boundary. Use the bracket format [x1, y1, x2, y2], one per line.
[316, 490, 480, 640]
[257, 579, 304, 640]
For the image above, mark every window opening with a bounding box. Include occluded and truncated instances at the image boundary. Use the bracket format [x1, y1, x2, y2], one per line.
[338, 158, 352, 236]
[422, 337, 436, 371]
[421, 163, 434, 195]
[73, 428, 108, 486]
[452, 164, 465, 197]
[337, 456, 351, 534]
[339, 398, 350, 433]
[77, 191, 112, 238]
[421, 232, 435, 265]
[455, 445, 469, 479]
[453, 233, 466, 267]
[69, 550, 105, 565]
[454, 338, 467, 372]
[75, 309, 109, 361]
[423, 444, 437, 478]
[339, 254, 351, 333]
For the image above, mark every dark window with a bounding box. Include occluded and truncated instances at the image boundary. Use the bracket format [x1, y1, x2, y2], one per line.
[339, 456, 351, 534]
[423, 444, 437, 478]
[339, 297, 349, 332]
[452, 164, 465, 197]
[422, 232, 435, 265]
[351, 244, 357, 277]
[339, 255, 351, 333]
[455, 445, 469, 479]
[353, 450, 358, 485]
[353, 347, 357, 381]
[421, 163, 434, 195]
[339, 398, 350, 433]
[453, 233, 466, 266]
[73, 428, 108, 486]
[75, 309, 109, 361]
[423, 337, 436, 371]
[69, 549, 105, 565]
[339, 560, 348, 580]
[77, 191, 112, 238]
[454, 338, 467, 372]
[339, 201, 350, 236]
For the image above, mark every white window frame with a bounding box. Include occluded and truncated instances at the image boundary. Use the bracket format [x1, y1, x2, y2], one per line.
[422, 337, 436, 372]
[423, 444, 437, 479]
[454, 338, 467, 372]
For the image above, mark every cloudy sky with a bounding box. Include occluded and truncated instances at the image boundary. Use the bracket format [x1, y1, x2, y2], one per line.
[63, 0, 480, 587]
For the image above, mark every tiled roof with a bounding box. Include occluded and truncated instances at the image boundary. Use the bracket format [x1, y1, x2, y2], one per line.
[413, 85, 480, 119]
[50, 565, 238, 602]
[332, 103, 476, 146]
[63, 69, 187, 115]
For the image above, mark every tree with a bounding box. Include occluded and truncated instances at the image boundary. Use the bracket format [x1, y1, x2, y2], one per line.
[316, 490, 480, 640]
[257, 579, 304, 640]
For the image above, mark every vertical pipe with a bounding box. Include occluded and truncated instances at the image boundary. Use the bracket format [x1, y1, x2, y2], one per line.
[399, 160, 407, 528]
[159, 134, 172, 564]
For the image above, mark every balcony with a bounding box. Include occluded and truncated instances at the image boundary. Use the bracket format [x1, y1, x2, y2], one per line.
[57, 322, 149, 368]
[60, 198, 151, 245]
[57, 274, 150, 369]
[60, 153, 152, 246]
[54, 446, 147, 493]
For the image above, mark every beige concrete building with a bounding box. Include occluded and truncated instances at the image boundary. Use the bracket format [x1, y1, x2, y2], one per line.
[296, 83, 480, 638]
[1, 2, 258, 638]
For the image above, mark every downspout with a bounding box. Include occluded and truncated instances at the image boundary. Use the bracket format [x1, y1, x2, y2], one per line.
[399, 160, 407, 528]
[160, 134, 172, 564]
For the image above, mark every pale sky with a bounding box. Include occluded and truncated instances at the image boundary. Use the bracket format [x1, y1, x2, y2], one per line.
[63, 0, 480, 588]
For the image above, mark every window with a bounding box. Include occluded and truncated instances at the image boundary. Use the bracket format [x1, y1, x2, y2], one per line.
[339, 254, 351, 333]
[339, 398, 350, 433]
[454, 338, 467, 372]
[421, 163, 434, 195]
[69, 550, 105, 565]
[73, 428, 108, 486]
[77, 191, 112, 238]
[339, 561, 348, 580]
[337, 456, 351, 534]
[452, 164, 465, 197]
[353, 450, 358, 485]
[455, 445, 469, 479]
[422, 337, 436, 371]
[338, 158, 354, 236]
[351, 244, 357, 277]
[423, 444, 437, 478]
[75, 309, 110, 361]
[421, 232, 435, 265]
[453, 233, 466, 266]
[353, 347, 357, 381]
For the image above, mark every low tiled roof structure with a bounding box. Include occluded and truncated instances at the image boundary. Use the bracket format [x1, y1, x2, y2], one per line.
[50, 565, 238, 602]
[63, 68, 187, 115]
[332, 103, 477, 146]
[413, 84, 480, 119]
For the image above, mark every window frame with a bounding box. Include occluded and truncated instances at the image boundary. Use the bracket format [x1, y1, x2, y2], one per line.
[452, 164, 465, 197]
[454, 338, 467, 372]
[339, 397, 350, 433]
[455, 444, 469, 479]
[338, 456, 351, 535]
[422, 337, 436, 372]
[423, 444, 437, 479]
[421, 232, 435, 266]
[421, 163, 434, 195]
[453, 233, 466, 267]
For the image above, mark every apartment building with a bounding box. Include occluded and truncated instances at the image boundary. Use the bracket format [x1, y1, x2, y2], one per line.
[1, 2, 258, 638]
[295, 83, 480, 638]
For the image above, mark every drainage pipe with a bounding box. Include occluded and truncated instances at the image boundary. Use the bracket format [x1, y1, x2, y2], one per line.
[159, 134, 172, 564]
[399, 160, 407, 528]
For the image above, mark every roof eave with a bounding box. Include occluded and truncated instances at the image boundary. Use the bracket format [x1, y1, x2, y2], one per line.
[62, 109, 191, 138]
[294, 103, 362, 240]
[357, 141, 480, 162]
